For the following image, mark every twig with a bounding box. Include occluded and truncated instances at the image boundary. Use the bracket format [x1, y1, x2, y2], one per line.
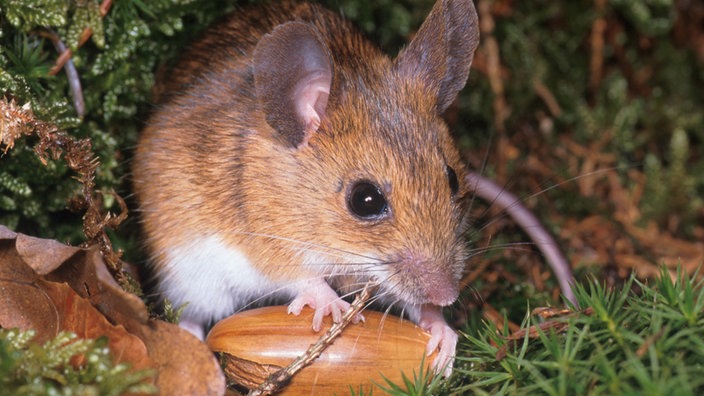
[589, 0, 607, 102]
[532, 79, 563, 117]
[248, 284, 373, 396]
[478, 0, 507, 134]
[495, 307, 594, 360]
[43, 0, 113, 117]
[48, 0, 113, 76]
[41, 29, 85, 117]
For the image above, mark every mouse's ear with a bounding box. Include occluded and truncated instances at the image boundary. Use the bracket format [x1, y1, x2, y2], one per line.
[254, 22, 333, 148]
[393, 0, 479, 114]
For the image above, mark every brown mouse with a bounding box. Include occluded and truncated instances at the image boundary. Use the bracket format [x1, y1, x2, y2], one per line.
[132, 0, 479, 376]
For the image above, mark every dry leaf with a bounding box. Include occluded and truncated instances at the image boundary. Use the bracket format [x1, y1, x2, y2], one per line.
[136, 320, 226, 396]
[0, 226, 225, 395]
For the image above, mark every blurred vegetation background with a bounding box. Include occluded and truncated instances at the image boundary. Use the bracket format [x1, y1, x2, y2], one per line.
[1, 0, 703, 312]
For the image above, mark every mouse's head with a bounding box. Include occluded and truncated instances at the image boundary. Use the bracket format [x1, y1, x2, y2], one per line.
[249, 0, 479, 306]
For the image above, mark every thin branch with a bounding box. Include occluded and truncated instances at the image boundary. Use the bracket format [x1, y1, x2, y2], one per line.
[248, 284, 373, 396]
[589, 0, 607, 102]
[478, 0, 508, 134]
[48, 0, 113, 76]
[41, 29, 85, 117]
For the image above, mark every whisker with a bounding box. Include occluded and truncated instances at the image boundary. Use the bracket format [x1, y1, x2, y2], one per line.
[465, 240, 540, 255]
[234, 231, 382, 262]
[466, 165, 632, 238]
[466, 285, 484, 306]
[374, 299, 401, 338]
[464, 123, 498, 219]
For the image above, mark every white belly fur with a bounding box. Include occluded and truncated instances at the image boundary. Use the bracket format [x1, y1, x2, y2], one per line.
[159, 235, 287, 327]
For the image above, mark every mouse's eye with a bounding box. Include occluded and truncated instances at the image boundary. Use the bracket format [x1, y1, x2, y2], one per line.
[446, 165, 459, 196]
[347, 181, 388, 219]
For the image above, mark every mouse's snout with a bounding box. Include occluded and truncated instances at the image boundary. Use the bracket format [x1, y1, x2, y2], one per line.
[392, 251, 461, 306]
[423, 277, 460, 307]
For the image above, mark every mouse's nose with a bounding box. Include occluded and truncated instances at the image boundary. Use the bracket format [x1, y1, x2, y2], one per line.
[422, 273, 459, 306]
[396, 251, 460, 305]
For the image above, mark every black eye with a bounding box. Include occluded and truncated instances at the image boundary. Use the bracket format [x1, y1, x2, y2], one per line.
[446, 166, 459, 196]
[347, 181, 388, 219]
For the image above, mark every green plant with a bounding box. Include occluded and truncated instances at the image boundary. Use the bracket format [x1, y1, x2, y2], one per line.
[0, 328, 156, 395]
[450, 266, 704, 395]
[0, 0, 238, 250]
[347, 355, 447, 396]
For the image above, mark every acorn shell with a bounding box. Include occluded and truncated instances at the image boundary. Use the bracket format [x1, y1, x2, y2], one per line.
[205, 306, 436, 394]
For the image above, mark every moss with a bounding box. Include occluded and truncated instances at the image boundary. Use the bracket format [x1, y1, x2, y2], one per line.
[0, 328, 156, 395]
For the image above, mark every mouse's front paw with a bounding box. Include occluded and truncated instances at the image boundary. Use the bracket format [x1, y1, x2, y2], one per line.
[419, 304, 458, 378]
[287, 279, 363, 332]
[424, 320, 458, 377]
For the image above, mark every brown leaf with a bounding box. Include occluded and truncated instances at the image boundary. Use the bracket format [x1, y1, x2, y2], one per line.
[135, 320, 226, 395]
[0, 226, 225, 395]
[15, 231, 82, 275]
[42, 280, 152, 369]
[0, 251, 59, 336]
[0, 226, 153, 369]
[45, 246, 150, 328]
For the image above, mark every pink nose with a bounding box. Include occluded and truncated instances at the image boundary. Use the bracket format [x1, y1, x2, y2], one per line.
[426, 287, 459, 307]
[422, 274, 459, 306]
[398, 252, 459, 305]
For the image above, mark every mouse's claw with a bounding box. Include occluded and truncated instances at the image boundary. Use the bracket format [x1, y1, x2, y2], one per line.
[424, 320, 458, 377]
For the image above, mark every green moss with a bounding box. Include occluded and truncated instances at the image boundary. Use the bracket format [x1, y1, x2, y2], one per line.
[0, 329, 156, 395]
[453, 266, 704, 395]
[0, 0, 238, 246]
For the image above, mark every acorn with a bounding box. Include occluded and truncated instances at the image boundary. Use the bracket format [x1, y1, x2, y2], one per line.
[205, 306, 437, 394]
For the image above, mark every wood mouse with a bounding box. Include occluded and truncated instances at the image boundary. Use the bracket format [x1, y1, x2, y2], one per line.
[133, 0, 479, 376]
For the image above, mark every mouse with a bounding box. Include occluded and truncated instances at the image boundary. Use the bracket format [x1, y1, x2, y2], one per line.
[133, 0, 479, 377]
